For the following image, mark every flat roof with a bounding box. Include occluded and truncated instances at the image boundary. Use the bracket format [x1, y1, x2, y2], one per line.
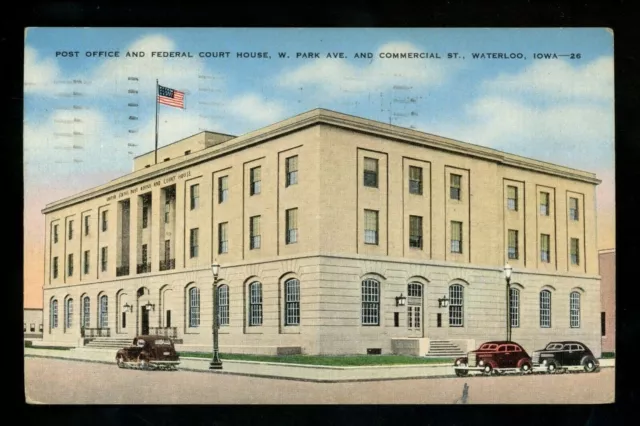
[42, 108, 601, 214]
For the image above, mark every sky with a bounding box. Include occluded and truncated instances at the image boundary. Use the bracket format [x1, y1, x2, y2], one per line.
[23, 28, 615, 308]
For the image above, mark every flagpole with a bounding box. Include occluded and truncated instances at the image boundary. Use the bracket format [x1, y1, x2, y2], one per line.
[155, 79, 159, 165]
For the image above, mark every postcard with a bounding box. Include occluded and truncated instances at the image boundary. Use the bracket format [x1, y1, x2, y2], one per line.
[24, 27, 615, 404]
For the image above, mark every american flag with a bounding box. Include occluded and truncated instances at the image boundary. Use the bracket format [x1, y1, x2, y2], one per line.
[157, 85, 185, 109]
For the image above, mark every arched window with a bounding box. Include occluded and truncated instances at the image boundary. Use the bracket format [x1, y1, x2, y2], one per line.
[361, 279, 380, 325]
[510, 288, 520, 328]
[408, 282, 422, 297]
[540, 290, 552, 328]
[217, 285, 229, 326]
[284, 278, 300, 326]
[50, 299, 58, 329]
[449, 284, 464, 327]
[99, 295, 108, 328]
[189, 287, 200, 327]
[570, 291, 581, 328]
[249, 282, 263, 326]
[65, 298, 73, 329]
[82, 296, 90, 328]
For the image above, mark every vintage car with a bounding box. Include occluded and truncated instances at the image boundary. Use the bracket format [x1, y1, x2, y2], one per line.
[115, 335, 180, 370]
[453, 341, 532, 376]
[531, 341, 599, 373]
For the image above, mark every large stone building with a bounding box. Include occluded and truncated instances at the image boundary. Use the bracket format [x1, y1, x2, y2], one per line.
[24, 308, 43, 339]
[40, 108, 602, 356]
[598, 248, 615, 354]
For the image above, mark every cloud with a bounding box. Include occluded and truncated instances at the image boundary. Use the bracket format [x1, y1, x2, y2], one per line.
[226, 93, 287, 127]
[276, 41, 460, 99]
[482, 55, 613, 102]
[24, 46, 61, 93]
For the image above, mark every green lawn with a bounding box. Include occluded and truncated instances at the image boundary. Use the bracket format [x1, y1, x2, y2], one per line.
[178, 352, 453, 366]
[24, 345, 73, 351]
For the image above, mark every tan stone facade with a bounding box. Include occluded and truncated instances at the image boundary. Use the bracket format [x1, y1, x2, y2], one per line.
[41, 109, 603, 356]
[24, 308, 43, 338]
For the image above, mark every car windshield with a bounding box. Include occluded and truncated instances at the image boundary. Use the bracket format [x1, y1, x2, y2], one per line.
[136, 339, 146, 347]
[545, 343, 563, 350]
[154, 339, 172, 346]
[479, 344, 498, 350]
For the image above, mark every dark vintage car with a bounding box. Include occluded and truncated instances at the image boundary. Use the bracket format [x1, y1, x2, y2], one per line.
[531, 341, 599, 373]
[115, 335, 180, 370]
[453, 341, 532, 376]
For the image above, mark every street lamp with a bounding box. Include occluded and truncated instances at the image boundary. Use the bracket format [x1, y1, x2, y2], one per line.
[209, 261, 223, 370]
[504, 263, 513, 342]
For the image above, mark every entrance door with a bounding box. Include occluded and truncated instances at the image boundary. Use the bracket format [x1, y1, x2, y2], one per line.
[141, 308, 150, 335]
[407, 283, 424, 337]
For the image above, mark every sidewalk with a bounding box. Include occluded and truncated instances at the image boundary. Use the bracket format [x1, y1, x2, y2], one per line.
[24, 347, 615, 383]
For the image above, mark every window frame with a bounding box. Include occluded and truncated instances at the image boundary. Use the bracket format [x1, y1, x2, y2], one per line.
[250, 166, 261, 196]
[217, 284, 229, 326]
[250, 215, 261, 249]
[507, 185, 518, 211]
[539, 290, 552, 328]
[448, 284, 464, 327]
[189, 228, 199, 258]
[218, 222, 228, 254]
[508, 229, 519, 260]
[285, 155, 298, 187]
[284, 278, 301, 326]
[190, 183, 200, 210]
[249, 282, 263, 326]
[510, 287, 520, 328]
[540, 234, 551, 263]
[189, 287, 200, 328]
[409, 215, 423, 249]
[218, 176, 229, 203]
[361, 278, 380, 326]
[570, 238, 580, 265]
[569, 197, 579, 221]
[540, 192, 550, 216]
[286, 208, 298, 244]
[570, 291, 581, 328]
[408, 166, 423, 195]
[450, 174, 461, 200]
[363, 157, 379, 188]
[450, 221, 463, 254]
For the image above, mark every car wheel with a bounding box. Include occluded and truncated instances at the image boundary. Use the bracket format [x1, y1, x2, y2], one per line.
[520, 362, 532, 374]
[482, 364, 493, 376]
[584, 358, 597, 373]
[547, 361, 558, 374]
[455, 369, 469, 377]
[116, 355, 125, 368]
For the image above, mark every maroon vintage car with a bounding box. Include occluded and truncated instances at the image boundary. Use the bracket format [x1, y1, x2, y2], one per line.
[115, 335, 180, 370]
[453, 341, 532, 376]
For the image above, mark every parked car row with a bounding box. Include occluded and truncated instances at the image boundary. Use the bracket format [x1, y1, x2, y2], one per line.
[453, 340, 600, 377]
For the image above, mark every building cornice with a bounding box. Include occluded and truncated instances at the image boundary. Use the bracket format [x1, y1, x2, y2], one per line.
[42, 108, 601, 214]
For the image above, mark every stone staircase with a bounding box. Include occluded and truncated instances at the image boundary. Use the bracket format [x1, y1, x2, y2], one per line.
[84, 337, 132, 349]
[425, 340, 466, 357]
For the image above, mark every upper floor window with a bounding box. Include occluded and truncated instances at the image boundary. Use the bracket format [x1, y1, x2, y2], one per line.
[219, 176, 229, 203]
[101, 246, 108, 272]
[361, 279, 380, 325]
[409, 215, 423, 249]
[189, 287, 200, 327]
[508, 229, 519, 260]
[570, 291, 581, 328]
[450, 174, 461, 200]
[249, 282, 263, 326]
[83, 250, 90, 275]
[84, 215, 90, 236]
[164, 199, 171, 223]
[363, 157, 378, 188]
[250, 166, 261, 196]
[285, 278, 300, 326]
[190, 184, 200, 210]
[250, 216, 261, 249]
[409, 166, 423, 195]
[142, 204, 149, 229]
[540, 234, 551, 263]
[286, 208, 298, 244]
[53, 224, 59, 244]
[449, 284, 464, 327]
[569, 197, 579, 221]
[540, 192, 550, 216]
[451, 221, 462, 253]
[364, 209, 379, 245]
[68, 220, 74, 240]
[540, 290, 552, 328]
[67, 253, 74, 277]
[101, 211, 108, 232]
[570, 238, 580, 265]
[189, 228, 199, 258]
[52, 256, 59, 279]
[218, 222, 228, 254]
[217, 285, 229, 326]
[507, 186, 518, 211]
[286, 155, 298, 187]
[510, 287, 520, 328]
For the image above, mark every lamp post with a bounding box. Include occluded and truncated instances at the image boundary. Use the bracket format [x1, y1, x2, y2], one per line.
[209, 261, 223, 370]
[504, 263, 513, 342]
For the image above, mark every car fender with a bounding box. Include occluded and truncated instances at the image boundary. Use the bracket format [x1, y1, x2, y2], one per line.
[454, 357, 468, 366]
[517, 357, 532, 368]
[580, 355, 597, 365]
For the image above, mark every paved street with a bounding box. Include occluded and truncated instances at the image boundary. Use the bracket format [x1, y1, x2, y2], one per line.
[25, 357, 614, 404]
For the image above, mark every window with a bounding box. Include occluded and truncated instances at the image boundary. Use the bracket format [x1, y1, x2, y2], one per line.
[540, 290, 551, 328]
[164, 199, 171, 223]
[142, 244, 148, 265]
[570, 238, 580, 265]
[102, 211, 108, 232]
[449, 284, 464, 327]
[39, 324, 43, 332]
[364, 210, 379, 245]
[185, 150, 191, 155]
[408, 283, 422, 297]
[219, 176, 229, 203]
[65, 298, 73, 329]
[54, 224, 59, 243]
[286, 155, 298, 186]
[250, 166, 261, 195]
[142, 204, 149, 229]
[508, 229, 519, 260]
[84, 215, 90, 235]
[286, 208, 298, 244]
[285, 278, 300, 325]
[569, 197, 579, 220]
[189, 287, 200, 327]
[409, 166, 422, 195]
[217, 285, 229, 326]
[164, 240, 171, 263]
[190, 184, 199, 210]
[361, 279, 380, 325]
[68, 220, 74, 240]
[53, 257, 59, 279]
[50, 299, 58, 329]
[510, 288, 520, 328]
[541, 234, 551, 263]
[570, 291, 581, 328]
[24, 323, 26, 332]
[451, 221, 462, 253]
[166, 311, 172, 327]
[409, 215, 423, 249]
[540, 192, 550, 216]
[249, 282, 263, 326]
[601, 312, 606, 336]
[30, 323, 35, 332]
[84, 250, 90, 274]
[82, 296, 90, 328]
[450, 174, 461, 200]
[363, 157, 378, 188]
[68, 253, 74, 277]
[99, 295, 108, 328]
[250, 216, 261, 249]
[189, 228, 199, 258]
[218, 222, 228, 254]
[101, 247, 108, 272]
[507, 186, 518, 211]
[122, 311, 126, 329]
